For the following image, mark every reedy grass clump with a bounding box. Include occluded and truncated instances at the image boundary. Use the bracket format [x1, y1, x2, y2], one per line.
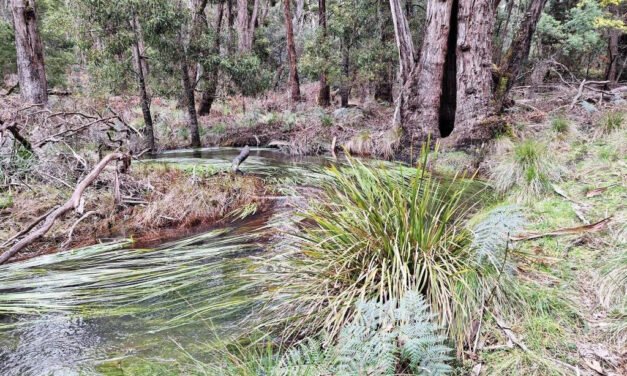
[551, 115, 570, 134]
[488, 138, 562, 202]
[599, 110, 624, 134]
[262, 148, 499, 348]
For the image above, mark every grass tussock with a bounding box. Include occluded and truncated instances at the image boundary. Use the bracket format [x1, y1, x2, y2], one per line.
[488, 138, 562, 201]
[261, 149, 501, 348]
[599, 110, 624, 134]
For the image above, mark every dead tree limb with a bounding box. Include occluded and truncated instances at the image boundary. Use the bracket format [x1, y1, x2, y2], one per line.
[231, 145, 250, 173]
[0, 152, 131, 264]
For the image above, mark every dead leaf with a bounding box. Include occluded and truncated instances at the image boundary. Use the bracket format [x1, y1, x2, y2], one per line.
[511, 217, 612, 241]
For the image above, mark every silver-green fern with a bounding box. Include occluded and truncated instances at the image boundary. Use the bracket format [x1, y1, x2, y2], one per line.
[471, 205, 525, 269]
[276, 291, 451, 375]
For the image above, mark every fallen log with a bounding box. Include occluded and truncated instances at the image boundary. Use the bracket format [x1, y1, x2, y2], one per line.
[232, 145, 250, 173]
[0, 152, 131, 264]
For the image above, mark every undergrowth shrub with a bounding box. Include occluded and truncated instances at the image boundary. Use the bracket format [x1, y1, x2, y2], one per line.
[262, 148, 510, 349]
[488, 138, 562, 201]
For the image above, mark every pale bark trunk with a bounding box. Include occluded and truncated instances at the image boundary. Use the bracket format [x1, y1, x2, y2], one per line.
[389, 0, 415, 83]
[317, 0, 330, 106]
[495, 0, 548, 109]
[11, 0, 47, 104]
[399, 0, 453, 141]
[132, 18, 155, 151]
[237, 0, 259, 53]
[283, 0, 300, 102]
[198, 1, 225, 116]
[451, 0, 494, 145]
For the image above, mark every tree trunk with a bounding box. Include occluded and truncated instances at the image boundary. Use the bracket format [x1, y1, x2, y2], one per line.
[393, 0, 496, 149]
[181, 51, 201, 148]
[495, 0, 548, 110]
[11, 0, 47, 104]
[399, 0, 453, 141]
[188, 0, 210, 86]
[132, 18, 155, 152]
[451, 0, 494, 145]
[198, 1, 225, 116]
[389, 0, 415, 83]
[340, 33, 350, 107]
[283, 0, 301, 102]
[317, 0, 330, 106]
[237, 0, 259, 53]
[374, 0, 394, 103]
[605, 7, 621, 84]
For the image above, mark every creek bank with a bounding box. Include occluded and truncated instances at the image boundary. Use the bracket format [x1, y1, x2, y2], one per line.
[0, 163, 270, 263]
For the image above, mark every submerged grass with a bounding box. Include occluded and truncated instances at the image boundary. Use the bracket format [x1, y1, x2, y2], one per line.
[0, 229, 263, 331]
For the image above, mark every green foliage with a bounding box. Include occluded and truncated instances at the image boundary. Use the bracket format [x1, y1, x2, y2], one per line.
[320, 114, 333, 127]
[0, 21, 16, 77]
[278, 291, 452, 375]
[221, 54, 272, 97]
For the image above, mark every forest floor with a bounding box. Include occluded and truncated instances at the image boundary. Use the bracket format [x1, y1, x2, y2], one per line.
[465, 105, 627, 375]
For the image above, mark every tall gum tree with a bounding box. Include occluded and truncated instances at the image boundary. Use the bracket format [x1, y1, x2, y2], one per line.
[283, 0, 301, 102]
[11, 0, 47, 105]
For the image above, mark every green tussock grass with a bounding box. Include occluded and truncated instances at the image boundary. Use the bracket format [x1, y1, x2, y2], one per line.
[258, 147, 513, 350]
[488, 138, 562, 202]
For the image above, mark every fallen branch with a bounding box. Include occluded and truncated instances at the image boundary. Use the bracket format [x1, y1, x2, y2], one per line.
[0, 152, 131, 264]
[232, 145, 250, 173]
[511, 217, 611, 241]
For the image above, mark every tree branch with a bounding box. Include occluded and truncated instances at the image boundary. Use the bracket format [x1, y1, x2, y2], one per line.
[0, 152, 131, 264]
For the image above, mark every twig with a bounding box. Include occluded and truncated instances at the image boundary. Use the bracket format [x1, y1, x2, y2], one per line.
[61, 211, 97, 249]
[569, 79, 586, 110]
[511, 217, 611, 241]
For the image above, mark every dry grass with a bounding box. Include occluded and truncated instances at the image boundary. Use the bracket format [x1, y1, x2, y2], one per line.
[0, 162, 268, 261]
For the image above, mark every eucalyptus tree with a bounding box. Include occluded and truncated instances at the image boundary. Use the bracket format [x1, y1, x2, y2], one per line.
[283, 0, 301, 102]
[78, 0, 184, 151]
[11, 0, 48, 104]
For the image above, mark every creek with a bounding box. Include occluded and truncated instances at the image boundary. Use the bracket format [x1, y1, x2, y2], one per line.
[0, 147, 331, 375]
